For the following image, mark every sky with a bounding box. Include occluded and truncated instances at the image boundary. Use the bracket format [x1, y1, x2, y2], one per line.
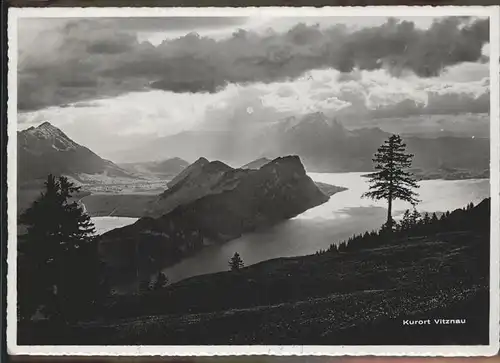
[16, 15, 491, 158]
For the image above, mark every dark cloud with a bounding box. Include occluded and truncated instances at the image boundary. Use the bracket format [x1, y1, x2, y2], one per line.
[368, 91, 490, 119]
[18, 16, 490, 111]
[99, 17, 249, 32]
[86, 35, 137, 54]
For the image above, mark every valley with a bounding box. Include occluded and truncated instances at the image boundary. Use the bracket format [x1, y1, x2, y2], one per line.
[16, 118, 490, 221]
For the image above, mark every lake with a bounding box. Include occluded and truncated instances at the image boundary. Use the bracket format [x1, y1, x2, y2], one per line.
[91, 172, 490, 284]
[92, 216, 139, 235]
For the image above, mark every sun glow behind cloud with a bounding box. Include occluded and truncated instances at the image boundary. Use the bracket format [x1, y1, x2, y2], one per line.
[18, 57, 490, 158]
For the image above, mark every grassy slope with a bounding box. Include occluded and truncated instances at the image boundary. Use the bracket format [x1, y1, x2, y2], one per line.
[29, 225, 488, 346]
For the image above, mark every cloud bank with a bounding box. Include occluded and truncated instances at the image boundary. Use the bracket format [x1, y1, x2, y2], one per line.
[18, 64, 489, 157]
[17, 16, 489, 111]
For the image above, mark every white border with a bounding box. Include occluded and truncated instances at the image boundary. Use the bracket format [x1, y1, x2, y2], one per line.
[6, 6, 500, 357]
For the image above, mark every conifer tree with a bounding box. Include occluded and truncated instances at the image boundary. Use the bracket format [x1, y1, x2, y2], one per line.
[229, 252, 244, 271]
[362, 134, 420, 231]
[431, 212, 439, 223]
[153, 272, 169, 290]
[399, 209, 412, 231]
[410, 208, 421, 226]
[18, 174, 99, 322]
[422, 212, 431, 225]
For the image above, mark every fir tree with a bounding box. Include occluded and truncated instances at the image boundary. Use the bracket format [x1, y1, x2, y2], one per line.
[431, 212, 439, 223]
[410, 208, 421, 226]
[229, 252, 244, 271]
[399, 209, 412, 231]
[153, 272, 169, 290]
[18, 174, 99, 322]
[422, 212, 431, 225]
[362, 135, 420, 231]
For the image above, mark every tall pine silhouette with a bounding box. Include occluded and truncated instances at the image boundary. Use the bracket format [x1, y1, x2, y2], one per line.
[362, 135, 420, 231]
[18, 174, 104, 323]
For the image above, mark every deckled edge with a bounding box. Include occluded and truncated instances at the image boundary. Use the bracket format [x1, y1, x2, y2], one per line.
[5, 5, 500, 357]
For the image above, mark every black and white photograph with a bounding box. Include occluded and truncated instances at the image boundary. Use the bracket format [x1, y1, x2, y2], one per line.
[6, 6, 500, 356]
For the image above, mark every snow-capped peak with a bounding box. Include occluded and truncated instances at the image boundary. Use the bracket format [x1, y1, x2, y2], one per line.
[34, 121, 65, 137]
[24, 122, 78, 150]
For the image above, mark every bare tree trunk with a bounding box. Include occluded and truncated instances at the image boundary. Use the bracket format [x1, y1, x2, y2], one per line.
[387, 195, 393, 229]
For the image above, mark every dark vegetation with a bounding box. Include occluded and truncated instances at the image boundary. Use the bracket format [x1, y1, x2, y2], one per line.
[325, 202, 482, 254]
[19, 197, 490, 345]
[18, 175, 107, 324]
[139, 272, 169, 294]
[229, 252, 245, 271]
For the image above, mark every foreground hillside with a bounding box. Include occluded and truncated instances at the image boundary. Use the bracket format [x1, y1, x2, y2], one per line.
[21, 199, 490, 345]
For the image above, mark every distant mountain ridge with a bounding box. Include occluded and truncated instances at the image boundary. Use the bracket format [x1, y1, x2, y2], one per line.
[242, 157, 272, 170]
[146, 158, 235, 217]
[18, 122, 131, 183]
[110, 112, 489, 176]
[119, 157, 189, 179]
[167, 157, 210, 188]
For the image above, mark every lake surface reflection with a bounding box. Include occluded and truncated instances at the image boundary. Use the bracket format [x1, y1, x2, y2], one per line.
[161, 172, 490, 283]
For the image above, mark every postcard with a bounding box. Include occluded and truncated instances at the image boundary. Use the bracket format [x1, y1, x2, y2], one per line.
[6, 5, 500, 356]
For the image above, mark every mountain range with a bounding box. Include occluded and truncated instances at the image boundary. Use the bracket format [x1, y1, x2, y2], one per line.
[18, 115, 490, 187]
[146, 157, 234, 217]
[119, 158, 190, 179]
[18, 122, 131, 184]
[242, 157, 273, 170]
[108, 112, 490, 177]
[99, 155, 331, 283]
